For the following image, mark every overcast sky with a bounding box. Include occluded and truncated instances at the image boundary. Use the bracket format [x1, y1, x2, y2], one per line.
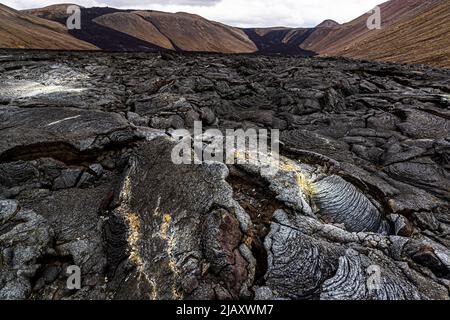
[4, 0, 384, 27]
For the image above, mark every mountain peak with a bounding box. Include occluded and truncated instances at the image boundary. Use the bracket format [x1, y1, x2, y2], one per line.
[315, 19, 339, 28]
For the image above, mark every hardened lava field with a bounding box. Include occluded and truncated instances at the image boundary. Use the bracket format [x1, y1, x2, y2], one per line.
[0, 50, 449, 300]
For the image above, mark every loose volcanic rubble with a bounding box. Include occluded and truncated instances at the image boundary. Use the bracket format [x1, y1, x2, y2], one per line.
[0, 50, 449, 300]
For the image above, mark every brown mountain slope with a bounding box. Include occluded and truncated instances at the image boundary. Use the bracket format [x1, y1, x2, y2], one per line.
[332, 1, 450, 68]
[24, 4, 257, 53]
[301, 0, 442, 54]
[242, 0, 441, 58]
[93, 12, 175, 50]
[0, 4, 97, 50]
[133, 11, 257, 53]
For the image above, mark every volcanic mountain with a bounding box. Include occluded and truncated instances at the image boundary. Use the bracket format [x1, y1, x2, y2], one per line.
[299, 0, 450, 67]
[23, 4, 257, 53]
[0, 3, 96, 50]
[298, 0, 442, 54]
[328, 0, 450, 68]
[1, 0, 448, 67]
[244, 0, 449, 67]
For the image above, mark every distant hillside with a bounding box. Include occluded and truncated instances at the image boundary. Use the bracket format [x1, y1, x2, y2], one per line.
[239, 0, 450, 67]
[330, 0, 450, 68]
[243, 0, 448, 67]
[23, 4, 257, 53]
[300, 0, 441, 54]
[0, 3, 97, 50]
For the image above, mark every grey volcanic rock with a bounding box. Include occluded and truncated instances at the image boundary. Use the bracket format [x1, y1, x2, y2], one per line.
[0, 200, 53, 299]
[313, 175, 389, 233]
[320, 249, 423, 300]
[264, 210, 342, 299]
[0, 50, 449, 300]
[0, 107, 139, 162]
[106, 138, 254, 299]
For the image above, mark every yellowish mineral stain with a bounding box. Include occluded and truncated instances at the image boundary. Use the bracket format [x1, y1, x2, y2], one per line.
[125, 212, 141, 265]
[119, 174, 158, 300]
[160, 213, 172, 240]
[280, 161, 316, 197]
[167, 234, 183, 300]
[159, 213, 183, 300]
[233, 148, 315, 196]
